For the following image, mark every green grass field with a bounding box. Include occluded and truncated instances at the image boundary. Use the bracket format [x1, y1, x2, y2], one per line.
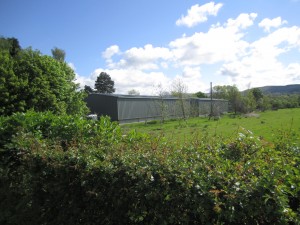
[121, 108, 300, 144]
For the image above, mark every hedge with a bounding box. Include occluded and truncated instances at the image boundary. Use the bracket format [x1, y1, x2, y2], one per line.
[0, 112, 299, 224]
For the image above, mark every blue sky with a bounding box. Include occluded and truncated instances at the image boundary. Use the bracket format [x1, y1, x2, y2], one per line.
[1, 0, 300, 94]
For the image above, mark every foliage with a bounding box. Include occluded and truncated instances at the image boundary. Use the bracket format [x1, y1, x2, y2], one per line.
[194, 91, 207, 98]
[1, 111, 300, 225]
[250, 88, 263, 103]
[0, 111, 121, 150]
[51, 47, 66, 62]
[213, 85, 242, 114]
[94, 72, 115, 94]
[155, 84, 170, 123]
[268, 94, 300, 110]
[122, 108, 300, 145]
[0, 42, 88, 116]
[213, 85, 299, 113]
[84, 85, 94, 94]
[241, 91, 257, 113]
[0, 37, 21, 57]
[171, 78, 189, 120]
[128, 89, 140, 95]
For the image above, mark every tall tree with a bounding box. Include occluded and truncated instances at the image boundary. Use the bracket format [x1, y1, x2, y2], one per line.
[194, 91, 207, 98]
[127, 89, 140, 95]
[171, 78, 189, 120]
[51, 47, 66, 62]
[84, 85, 94, 94]
[250, 88, 263, 102]
[242, 91, 256, 113]
[94, 72, 115, 94]
[0, 37, 21, 57]
[249, 88, 264, 110]
[213, 85, 242, 114]
[0, 45, 88, 116]
[155, 84, 169, 123]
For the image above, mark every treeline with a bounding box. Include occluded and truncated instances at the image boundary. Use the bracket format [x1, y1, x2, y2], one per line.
[0, 36, 88, 116]
[211, 85, 300, 114]
[267, 94, 300, 109]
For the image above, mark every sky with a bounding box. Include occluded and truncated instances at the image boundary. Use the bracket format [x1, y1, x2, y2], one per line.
[1, 0, 300, 94]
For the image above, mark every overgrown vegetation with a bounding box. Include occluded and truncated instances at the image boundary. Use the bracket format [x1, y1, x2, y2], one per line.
[122, 108, 300, 144]
[0, 37, 88, 116]
[1, 111, 300, 225]
[212, 85, 300, 114]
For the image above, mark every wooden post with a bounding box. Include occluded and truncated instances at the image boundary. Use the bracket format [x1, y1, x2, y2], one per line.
[210, 82, 213, 117]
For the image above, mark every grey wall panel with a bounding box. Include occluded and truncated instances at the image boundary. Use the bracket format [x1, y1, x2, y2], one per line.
[85, 94, 118, 121]
[118, 99, 161, 121]
[86, 94, 229, 123]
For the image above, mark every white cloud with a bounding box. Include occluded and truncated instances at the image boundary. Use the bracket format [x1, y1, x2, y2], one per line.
[102, 45, 120, 66]
[182, 66, 201, 78]
[251, 26, 300, 58]
[176, 2, 223, 27]
[170, 13, 255, 66]
[222, 60, 300, 90]
[102, 45, 120, 59]
[259, 17, 288, 32]
[76, 65, 205, 95]
[75, 74, 95, 89]
[179, 66, 206, 92]
[286, 63, 300, 80]
[76, 68, 171, 95]
[76, 9, 300, 95]
[68, 62, 76, 70]
[105, 44, 173, 70]
[218, 26, 300, 90]
[226, 13, 257, 30]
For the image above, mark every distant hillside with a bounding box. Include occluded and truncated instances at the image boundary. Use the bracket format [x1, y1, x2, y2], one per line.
[257, 84, 300, 94]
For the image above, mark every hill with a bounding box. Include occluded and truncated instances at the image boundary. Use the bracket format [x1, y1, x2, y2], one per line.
[257, 84, 300, 94]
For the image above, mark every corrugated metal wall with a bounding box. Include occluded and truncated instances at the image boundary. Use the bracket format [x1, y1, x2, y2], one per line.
[196, 99, 229, 116]
[117, 98, 184, 123]
[85, 94, 118, 121]
[118, 98, 160, 122]
[85, 94, 229, 123]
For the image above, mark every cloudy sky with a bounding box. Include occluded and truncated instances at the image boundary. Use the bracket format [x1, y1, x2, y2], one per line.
[1, 0, 300, 94]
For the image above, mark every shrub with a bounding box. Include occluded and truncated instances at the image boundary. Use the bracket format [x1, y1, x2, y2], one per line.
[0, 111, 299, 224]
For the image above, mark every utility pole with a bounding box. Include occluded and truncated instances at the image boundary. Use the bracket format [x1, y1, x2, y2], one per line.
[210, 82, 213, 117]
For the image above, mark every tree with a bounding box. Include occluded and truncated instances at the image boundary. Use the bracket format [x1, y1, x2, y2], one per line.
[155, 84, 169, 123]
[248, 88, 264, 110]
[94, 72, 115, 94]
[0, 37, 21, 57]
[250, 88, 263, 102]
[51, 47, 66, 62]
[127, 89, 140, 95]
[194, 91, 207, 98]
[0, 49, 25, 114]
[171, 78, 189, 120]
[0, 44, 88, 116]
[241, 91, 256, 113]
[259, 95, 271, 111]
[84, 85, 94, 94]
[213, 85, 242, 114]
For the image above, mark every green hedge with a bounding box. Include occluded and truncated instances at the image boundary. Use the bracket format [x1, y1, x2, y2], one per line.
[0, 112, 299, 224]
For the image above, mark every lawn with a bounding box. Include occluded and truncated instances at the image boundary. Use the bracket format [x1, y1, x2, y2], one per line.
[121, 108, 300, 144]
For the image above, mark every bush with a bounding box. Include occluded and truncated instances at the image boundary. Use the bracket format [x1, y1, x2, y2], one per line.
[0, 112, 299, 224]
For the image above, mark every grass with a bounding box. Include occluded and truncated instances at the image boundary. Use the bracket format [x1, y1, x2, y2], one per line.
[121, 108, 300, 144]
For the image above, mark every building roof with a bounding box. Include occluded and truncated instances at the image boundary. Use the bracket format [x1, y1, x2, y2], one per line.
[88, 93, 228, 101]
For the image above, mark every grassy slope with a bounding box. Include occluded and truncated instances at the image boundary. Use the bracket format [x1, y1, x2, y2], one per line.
[121, 108, 300, 144]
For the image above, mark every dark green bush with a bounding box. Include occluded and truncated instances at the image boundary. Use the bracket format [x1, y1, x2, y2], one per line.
[0, 112, 299, 224]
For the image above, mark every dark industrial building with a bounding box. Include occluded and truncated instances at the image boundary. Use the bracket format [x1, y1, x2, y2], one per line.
[85, 94, 228, 123]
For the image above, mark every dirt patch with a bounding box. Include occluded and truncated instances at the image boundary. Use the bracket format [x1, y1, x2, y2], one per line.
[244, 113, 260, 118]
